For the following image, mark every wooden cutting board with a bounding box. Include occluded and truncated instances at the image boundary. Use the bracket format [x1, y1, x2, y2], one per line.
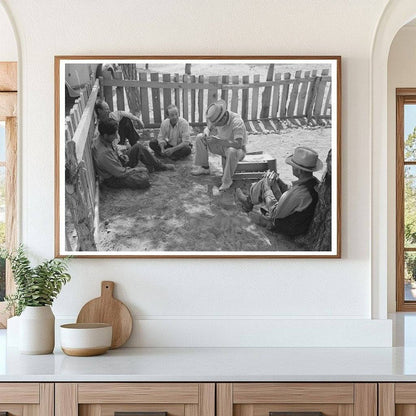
[76, 281, 133, 349]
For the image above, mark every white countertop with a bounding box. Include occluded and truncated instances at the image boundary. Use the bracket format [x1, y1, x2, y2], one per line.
[2, 331, 416, 382]
[2, 314, 416, 382]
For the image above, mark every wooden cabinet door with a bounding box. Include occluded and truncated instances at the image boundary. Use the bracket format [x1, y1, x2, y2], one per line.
[217, 383, 377, 416]
[0, 383, 53, 416]
[55, 383, 215, 416]
[379, 383, 416, 416]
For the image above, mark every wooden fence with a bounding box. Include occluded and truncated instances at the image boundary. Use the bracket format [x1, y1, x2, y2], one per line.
[101, 68, 332, 132]
[64, 78, 99, 251]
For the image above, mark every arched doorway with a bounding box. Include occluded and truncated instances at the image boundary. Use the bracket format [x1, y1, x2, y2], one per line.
[371, 0, 416, 319]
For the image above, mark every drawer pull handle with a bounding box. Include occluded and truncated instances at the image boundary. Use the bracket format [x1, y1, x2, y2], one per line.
[115, 412, 168, 416]
[270, 413, 324, 416]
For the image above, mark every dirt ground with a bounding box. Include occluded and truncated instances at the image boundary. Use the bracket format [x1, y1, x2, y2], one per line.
[97, 127, 331, 253]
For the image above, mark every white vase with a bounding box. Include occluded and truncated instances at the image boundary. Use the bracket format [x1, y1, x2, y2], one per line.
[19, 306, 55, 354]
[6, 315, 20, 347]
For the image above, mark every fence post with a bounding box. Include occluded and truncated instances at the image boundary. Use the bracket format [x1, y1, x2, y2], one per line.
[251, 74, 260, 120]
[221, 75, 230, 107]
[163, 73, 171, 115]
[66, 116, 74, 138]
[102, 69, 113, 111]
[305, 70, 318, 121]
[323, 83, 332, 116]
[297, 70, 310, 118]
[79, 90, 85, 113]
[242, 75, 249, 120]
[139, 72, 150, 127]
[65, 125, 72, 142]
[208, 76, 219, 105]
[174, 73, 181, 115]
[120, 64, 141, 115]
[150, 72, 162, 125]
[182, 74, 189, 121]
[198, 75, 204, 123]
[98, 76, 104, 100]
[114, 70, 125, 111]
[314, 68, 329, 117]
[270, 72, 281, 119]
[260, 64, 274, 118]
[191, 75, 196, 124]
[70, 108, 78, 131]
[280, 72, 291, 117]
[287, 70, 302, 117]
[74, 100, 81, 124]
[231, 75, 239, 113]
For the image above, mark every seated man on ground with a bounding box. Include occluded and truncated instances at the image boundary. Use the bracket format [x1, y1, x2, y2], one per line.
[95, 99, 144, 146]
[236, 146, 323, 236]
[92, 119, 174, 190]
[149, 104, 192, 160]
[191, 99, 247, 191]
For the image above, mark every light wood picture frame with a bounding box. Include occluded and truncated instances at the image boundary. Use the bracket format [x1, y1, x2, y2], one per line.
[55, 56, 341, 258]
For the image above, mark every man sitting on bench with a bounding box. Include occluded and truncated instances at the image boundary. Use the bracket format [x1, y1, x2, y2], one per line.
[92, 119, 174, 190]
[191, 99, 247, 191]
[236, 146, 323, 236]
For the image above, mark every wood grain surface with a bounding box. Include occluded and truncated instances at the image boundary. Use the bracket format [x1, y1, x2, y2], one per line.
[77, 383, 199, 404]
[233, 383, 354, 404]
[76, 281, 133, 349]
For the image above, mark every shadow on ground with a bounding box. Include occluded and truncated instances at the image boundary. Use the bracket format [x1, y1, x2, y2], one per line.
[97, 129, 330, 253]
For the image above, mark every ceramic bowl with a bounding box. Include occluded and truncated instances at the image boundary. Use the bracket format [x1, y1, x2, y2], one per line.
[60, 323, 112, 356]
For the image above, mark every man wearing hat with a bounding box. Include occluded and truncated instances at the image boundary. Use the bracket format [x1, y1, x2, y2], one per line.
[191, 99, 247, 191]
[236, 146, 323, 236]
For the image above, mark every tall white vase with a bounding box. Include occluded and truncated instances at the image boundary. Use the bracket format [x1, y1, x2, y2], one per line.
[6, 315, 20, 347]
[19, 306, 55, 354]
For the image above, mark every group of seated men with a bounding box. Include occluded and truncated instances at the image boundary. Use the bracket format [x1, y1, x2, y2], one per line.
[91, 98, 323, 236]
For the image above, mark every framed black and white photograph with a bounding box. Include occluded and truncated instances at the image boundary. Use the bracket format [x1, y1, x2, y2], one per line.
[55, 56, 341, 258]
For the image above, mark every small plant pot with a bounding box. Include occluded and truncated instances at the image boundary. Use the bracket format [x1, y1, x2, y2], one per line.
[60, 323, 112, 356]
[19, 306, 55, 354]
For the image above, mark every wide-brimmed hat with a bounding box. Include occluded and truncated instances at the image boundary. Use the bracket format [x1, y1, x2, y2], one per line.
[285, 146, 323, 172]
[206, 100, 227, 124]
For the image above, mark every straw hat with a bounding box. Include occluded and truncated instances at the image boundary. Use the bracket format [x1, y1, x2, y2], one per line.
[206, 100, 227, 124]
[285, 146, 323, 172]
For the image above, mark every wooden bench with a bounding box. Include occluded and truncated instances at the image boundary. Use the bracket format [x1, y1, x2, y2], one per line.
[232, 152, 276, 180]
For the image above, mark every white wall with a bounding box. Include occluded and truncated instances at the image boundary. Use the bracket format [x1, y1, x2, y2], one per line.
[0, 0, 393, 346]
[0, 3, 17, 61]
[387, 25, 416, 312]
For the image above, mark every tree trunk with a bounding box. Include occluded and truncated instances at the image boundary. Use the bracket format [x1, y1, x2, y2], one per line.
[296, 149, 332, 251]
[120, 64, 141, 116]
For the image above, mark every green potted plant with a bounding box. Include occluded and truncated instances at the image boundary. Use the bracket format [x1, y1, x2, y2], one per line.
[2, 245, 71, 354]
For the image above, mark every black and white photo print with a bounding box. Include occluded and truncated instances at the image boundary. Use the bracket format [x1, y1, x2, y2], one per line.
[56, 57, 341, 258]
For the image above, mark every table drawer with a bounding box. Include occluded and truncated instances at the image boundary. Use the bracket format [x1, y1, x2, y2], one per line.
[56, 383, 215, 416]
[217, 383, 376, 416]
